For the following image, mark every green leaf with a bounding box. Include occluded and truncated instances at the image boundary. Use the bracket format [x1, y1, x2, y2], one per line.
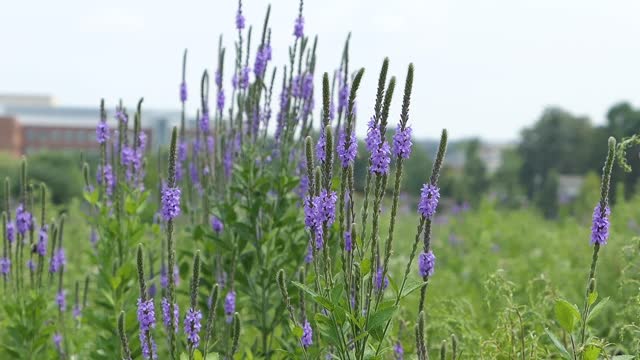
[367, 305, 397, 333]
[204, 353, 220, 360]
[361, 258, 371, 276]
[180, 353, 189, 360]
[194, 350, 204, 360]
[611, 356, 634, 360]
[544, 328, 571, 360]
[587, 297, 610, 323]
[588, 291, 598, 306]
[583, 344, 601, 360]
[554, 299, 580, 333]
[292, 325, 304, 338]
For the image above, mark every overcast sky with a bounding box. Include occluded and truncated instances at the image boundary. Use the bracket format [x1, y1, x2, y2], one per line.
[2, 0, 640, 141]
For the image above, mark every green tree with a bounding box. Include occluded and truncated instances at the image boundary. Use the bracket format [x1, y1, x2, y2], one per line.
[518, 107, 594, 200]
[463, 139, 489, 206]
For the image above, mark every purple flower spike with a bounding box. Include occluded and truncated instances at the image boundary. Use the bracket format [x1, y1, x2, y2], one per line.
[337, 130, 357, 168]
[314, 190, 338, 226]
[161, 298, 179, 332]
[375, 266, 389, 291]
[210, 215, 224, 234]
[15, 204, 32, 235]
[301, 320, 313, 348]
[96, 122, 109, 144]
[217, 89, 225, 111]
[344, 231, 352, 252]
[224, 290, 236, 323]
[6, 222, 15, 245]
[591, 204, 611, 245]
[56, 290, 67, 312]
[392, 124, 412, 159]
[365, 117, 381, 152]
[161, 185, 181, 221]
[184, 308, 203, 347]
[235, 3, 245, 30]
[136, 298, 156, 332]
[53, 333, 63, 353]
[49, 248, 66, 273]
[418, 251, 435, 277]
[180, 81, 187, 103]
[200, 109, 210, 133]
[370, 141, 391, 175]
[37, 226, 48, 257]
[418, 184, 440, 220]
[0, 257, 10, 275]
[394, 341, 404, 360]
[294, 15, 304, 38]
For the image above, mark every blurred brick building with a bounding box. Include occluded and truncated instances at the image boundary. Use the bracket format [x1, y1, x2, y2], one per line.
[0, 95, 182, 156]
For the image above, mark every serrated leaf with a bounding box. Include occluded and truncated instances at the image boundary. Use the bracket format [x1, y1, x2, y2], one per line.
[555, 299, 580, 333]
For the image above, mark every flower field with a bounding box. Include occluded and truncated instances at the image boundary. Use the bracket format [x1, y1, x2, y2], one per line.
[0, 1, 639, 359]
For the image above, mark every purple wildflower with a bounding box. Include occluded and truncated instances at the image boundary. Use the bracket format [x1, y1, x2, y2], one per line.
[184, 308, 203, 347]
[418, 251, 435, 277]
[96, 122, 109, 144]
[137, 298, 156, 331]
[139, 332, 157, 360]
[294, 15, 304, 38]
[254, 45, 270, 78]
[365, 117, 381, 152]
[116, 110, 128, 123]
[27, 259, 35, 271]
[178, 141, 188, 163]
[6, 222, 15, 245]
[301, 320, 313, 348]
[56, 290, 67, 312]
[241, 66, 250, 89]
[338, 81, 349, 114]
[314, 226, 324, 250]
[418, 184, 440, 219]
[224, 290, 236, 323]
[305, 242, 313, 263]
[215, 70, 223, 88]
[15, 204, 32, 235]
[337, 130, 357, 167]
[392, 125, 412, 159]
[314, 190, 338, 226]
[73, 305, 81, 319]
[53, 333, 63, 353]
[591, 204, 611, 245]
[189, 162, 199, 186]
[36, 226, 48, 257]
[394, 341, 404, 360]
[210, 215, 224, 234]
[344, 231, 352, 252]
[200, 108, 210, 133]
[49, 248, 66, 273]
[375, 266, 389, 291]
[161, 185, 181, 221]
[0, 257, 10, 275]
[207, 135, 214, 154]
[235, 3, 245, 30]
[161, 298, 179, 331]
[180, 81, 187, 103]
[370, 141, 391, 174]
[217, 89, 225, 111]
[316, 130, 326, 163]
